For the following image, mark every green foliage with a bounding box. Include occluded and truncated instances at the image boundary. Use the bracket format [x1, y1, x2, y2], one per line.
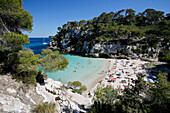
[0, 0, 33, 32]
[53, 9, 169, 59]
[94, 85, 118, 104]
[90, 72, 170, 113]
[17, 51, 39, 73]
[36, 70, 45, 84]
[68, 81, 87, 94]
[48, 36, 53, 38]
[2, 32, 29, 51]
[159, 54, 170, 62]
[9, 49, 69, 85]
[147, 72, 170, 113]
[12, 51, 39, 84]
[32, 101, 57, 113]
[40, 49, 69, 73]
[0, 0, 69, 86]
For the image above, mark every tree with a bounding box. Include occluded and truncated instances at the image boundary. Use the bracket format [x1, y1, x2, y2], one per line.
[68, 81, 87, 94]
[143, 8, 164, 24]
[166, 13, 170, 20]
[2, 32, 29, 51]
[36, 70, 45, 84]
[0, 0, 33, 72]
[148, 72, 170, 113]
[89, 85, 119, 113]
[90, 72, 170, 113]
[0, 0, 33, 36]
[57, 27, 62, 31]
[124, 8, 136, 24]
[49, 36, 53, 38]
[12, 51, 39, 84]
[80, 20, 86, 25]
[40, 49, 69, 74]
[113, 9, 125, 19]
[10, 49, 69, 85]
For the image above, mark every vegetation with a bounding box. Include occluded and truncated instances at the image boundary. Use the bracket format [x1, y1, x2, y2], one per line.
[67, 81, 87, 94]
[32, 101, 57, 113]
[0, 0, 69, 85]
[52, 8, 170, 60]
[89, 72, 170, 113]
[40, 49, 69, 74]
[159, 54, 170, 62]
[0, 0, 33, 34]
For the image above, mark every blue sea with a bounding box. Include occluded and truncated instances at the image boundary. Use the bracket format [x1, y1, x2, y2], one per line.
[24, 38, 108, 89]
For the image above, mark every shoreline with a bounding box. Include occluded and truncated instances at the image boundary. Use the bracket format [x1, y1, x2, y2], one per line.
[47, 57, 153, 96]
[87, 58, 151, 96]
[87, 59, 111, 94]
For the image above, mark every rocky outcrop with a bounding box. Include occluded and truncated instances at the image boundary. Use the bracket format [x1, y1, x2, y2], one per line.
[49, 23, 170, 61]
[0, 74, 92, 113]
[0, 74, 44, 113]
[36, 78, 92, 113]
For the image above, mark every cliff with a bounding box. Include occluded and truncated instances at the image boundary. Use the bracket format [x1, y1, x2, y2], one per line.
[0, 74, 92, 112]
[49, 8, 170, 61]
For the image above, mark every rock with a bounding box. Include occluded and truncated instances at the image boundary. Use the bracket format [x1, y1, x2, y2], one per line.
[93, 53, 99, 57]
[7, 88, 16, 94]
[0, 94, 31, 113]
[55, 96, 61, 101]
[148, 47, 151, 52]
[133, 46, 137, 50]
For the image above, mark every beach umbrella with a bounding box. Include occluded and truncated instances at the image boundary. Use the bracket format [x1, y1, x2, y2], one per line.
[152, 76, 156, 79]
[111, 78, 116, 81]
[142, 71, 146, 73]
[124, 86, 128, 88]
[149, 79, 154, 83]
[153, 80, 157, 83]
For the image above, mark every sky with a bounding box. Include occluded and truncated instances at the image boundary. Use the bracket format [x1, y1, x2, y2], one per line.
[22, 0, 170, 37]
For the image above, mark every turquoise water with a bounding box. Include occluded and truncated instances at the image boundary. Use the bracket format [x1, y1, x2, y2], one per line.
[24, 38, 108, 89]
[47, 54, 107, 89]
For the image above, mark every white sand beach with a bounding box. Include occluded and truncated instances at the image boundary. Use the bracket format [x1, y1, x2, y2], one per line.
[88, 58, 151, 95]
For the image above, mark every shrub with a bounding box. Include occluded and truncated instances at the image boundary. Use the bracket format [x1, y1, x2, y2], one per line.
[32, 101, 57, 113]
[67, 81, 87, 94]
[159, 54, 170, 62]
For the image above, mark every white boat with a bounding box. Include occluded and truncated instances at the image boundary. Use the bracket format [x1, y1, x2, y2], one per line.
[43, 38, 48, 45]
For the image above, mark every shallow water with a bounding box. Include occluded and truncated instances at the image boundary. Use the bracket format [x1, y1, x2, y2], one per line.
[24, 38, 108, 89]
[47, 54, 108, 89]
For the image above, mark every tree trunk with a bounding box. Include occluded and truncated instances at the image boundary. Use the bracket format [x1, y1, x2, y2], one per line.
[0, 17, 10, 37]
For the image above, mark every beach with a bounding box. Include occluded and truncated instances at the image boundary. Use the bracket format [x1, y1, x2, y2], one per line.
[88, 58, 150, 95]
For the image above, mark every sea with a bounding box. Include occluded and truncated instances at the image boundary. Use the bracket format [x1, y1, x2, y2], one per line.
[24, 38, 108, 89]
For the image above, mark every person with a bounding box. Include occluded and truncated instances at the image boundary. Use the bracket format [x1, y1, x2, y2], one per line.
[120, 89, 123, 93]
[88, 91, 91, 96]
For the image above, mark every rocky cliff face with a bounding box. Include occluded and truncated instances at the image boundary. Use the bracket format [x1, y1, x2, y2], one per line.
[0, 74, 92, 113]
[49, 9, 170, 61]
[0, 74, 44, 113]
[49, 26, 169, 61]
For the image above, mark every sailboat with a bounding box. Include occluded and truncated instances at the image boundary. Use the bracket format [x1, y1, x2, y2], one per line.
[43, 38, 47, 45]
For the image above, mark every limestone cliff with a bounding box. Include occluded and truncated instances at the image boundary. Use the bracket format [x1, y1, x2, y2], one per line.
[49, 9, 170, 61]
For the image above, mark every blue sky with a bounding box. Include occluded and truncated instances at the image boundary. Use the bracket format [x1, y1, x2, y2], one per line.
[23, 0, 170, 37]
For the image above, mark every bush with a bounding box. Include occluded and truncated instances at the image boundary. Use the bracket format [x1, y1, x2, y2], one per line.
[159, 54, 170, 62]
[32, 101, 57, 113]
[67, 81, 87, 94]
[36, 71, 45, 84]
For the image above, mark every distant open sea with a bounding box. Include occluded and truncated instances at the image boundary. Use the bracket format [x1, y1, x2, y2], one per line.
[24, 37, 107, 89]
[24, 37, 51, 54]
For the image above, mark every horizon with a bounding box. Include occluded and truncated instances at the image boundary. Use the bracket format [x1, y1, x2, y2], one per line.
[23, 0, 170, 37]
